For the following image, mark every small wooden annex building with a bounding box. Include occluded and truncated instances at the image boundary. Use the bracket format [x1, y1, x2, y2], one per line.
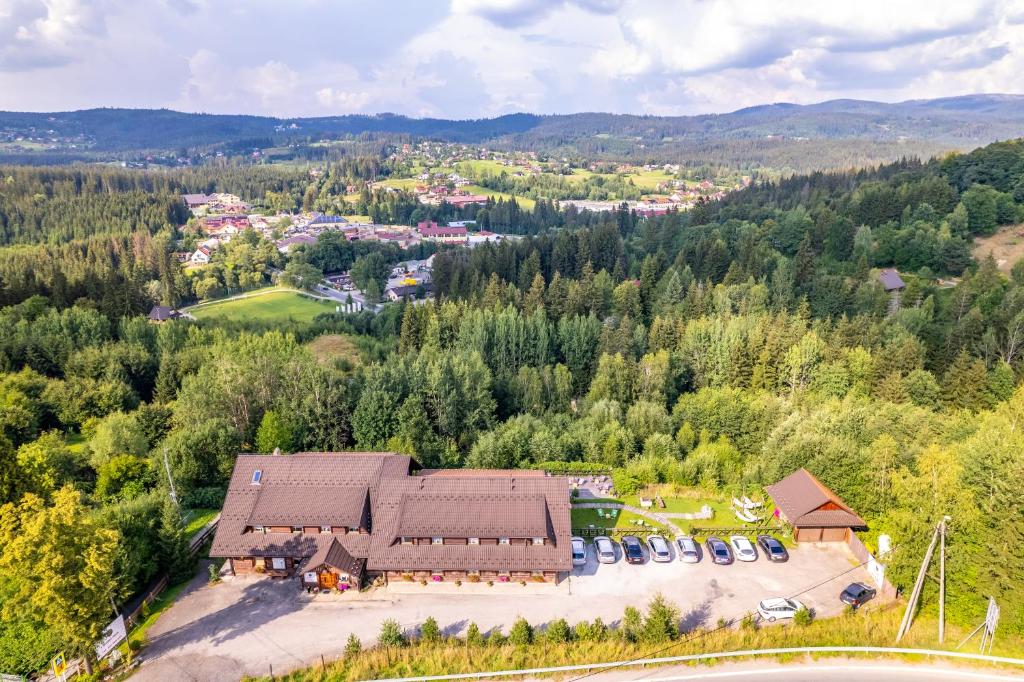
[765, 468, 866, 543]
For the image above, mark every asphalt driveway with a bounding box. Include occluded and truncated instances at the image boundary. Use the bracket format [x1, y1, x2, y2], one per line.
[130, 542, 873, 682]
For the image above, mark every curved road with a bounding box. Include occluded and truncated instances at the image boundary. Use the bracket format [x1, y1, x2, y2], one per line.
[570, 661, 1024, 681]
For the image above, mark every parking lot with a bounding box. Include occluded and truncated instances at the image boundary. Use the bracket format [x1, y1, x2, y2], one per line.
[569, 538, 868, 625]
[131, 541, 874, 682]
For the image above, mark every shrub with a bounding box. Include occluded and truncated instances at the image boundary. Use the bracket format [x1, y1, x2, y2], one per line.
[344, 633, 362, 657]
[509, 617, 533, 647]
[378, 619, 406, 648]
[620, 606, 642, 642]
[454, 579, 462, 587]
[418, 578, 427, 586]
[401, 573, 413, 581]
[182, 486, 226, 509]
[420, 617, 441, 644]
[574, 618, 608, 642]
[465, 622, 485, 647]
[641, 594, 680, 642]
[207, 562, 222, 584]
[545, 618, 571, 643]
[740, 613, 759, 630]
[468, 574, 480, 583]
[793, 606, 814, 627]
[486, 629, 507, 647]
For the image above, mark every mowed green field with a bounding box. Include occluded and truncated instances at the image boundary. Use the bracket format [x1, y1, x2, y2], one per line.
[190, 290, 336, 323]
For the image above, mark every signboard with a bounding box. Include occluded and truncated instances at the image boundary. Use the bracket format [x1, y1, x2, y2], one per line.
[95, 614, 127, 660]
[867, 557, 886, 588]
[51, 652, 67, 678]
[304, 571, 317, 583]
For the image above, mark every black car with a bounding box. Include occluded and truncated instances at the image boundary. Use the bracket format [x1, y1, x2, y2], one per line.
[621, 535, 645, 564]
[705, 536, 733, 565]
[840, 582, 877, 607]
[756, 535, 789, 562]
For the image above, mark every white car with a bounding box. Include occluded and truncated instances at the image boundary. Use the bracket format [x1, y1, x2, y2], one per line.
[676, 535, 701, 563]
[757, 597, 804, 622]
[729, 535, 757, 562]
[571, 536, 587, 566]
[594, 536, 617, 564]
[647, 535, 672, 562]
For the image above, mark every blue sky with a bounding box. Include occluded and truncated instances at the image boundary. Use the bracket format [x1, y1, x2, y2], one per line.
[1, 0, 1022, 117]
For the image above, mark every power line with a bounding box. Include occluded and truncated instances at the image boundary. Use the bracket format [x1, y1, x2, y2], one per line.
[565, 553, 879, 682]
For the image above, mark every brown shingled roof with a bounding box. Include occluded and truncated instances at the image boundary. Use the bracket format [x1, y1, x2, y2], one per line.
[765, 468, 866, 529]
[210, 452, 572, 574]
[395, 493, 550, 538]
[249, 486, 369, 528]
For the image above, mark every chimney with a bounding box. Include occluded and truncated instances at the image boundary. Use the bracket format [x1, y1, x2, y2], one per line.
[272, 447, 281, 456]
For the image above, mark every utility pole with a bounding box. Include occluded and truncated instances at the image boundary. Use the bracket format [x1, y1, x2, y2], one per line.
[939, 516, 948, 644]
[162, 447, 181, 518]
[896, 519, 942, 642]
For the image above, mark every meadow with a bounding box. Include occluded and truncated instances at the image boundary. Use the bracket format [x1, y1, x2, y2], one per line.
[189, 289, 336, 324]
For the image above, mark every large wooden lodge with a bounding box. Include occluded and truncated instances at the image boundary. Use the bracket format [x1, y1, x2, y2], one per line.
[210, 452, 572, 590]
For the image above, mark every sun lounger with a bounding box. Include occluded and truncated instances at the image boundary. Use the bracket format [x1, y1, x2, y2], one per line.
[742, 495, 763, 509]
[735, 508, 758, 523]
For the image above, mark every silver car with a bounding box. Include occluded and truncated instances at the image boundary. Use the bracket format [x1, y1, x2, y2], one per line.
[647, 535, 672, 562]
[571, 536, 587, 566]
[594, 535, 617, 564]
[676, 535, 701, 563]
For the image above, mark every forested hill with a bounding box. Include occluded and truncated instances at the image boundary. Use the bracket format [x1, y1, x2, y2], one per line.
[3, 94, 1024, 170]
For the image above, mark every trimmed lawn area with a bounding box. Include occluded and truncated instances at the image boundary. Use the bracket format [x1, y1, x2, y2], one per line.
[190, 290, 336, 323]
[570, 506, 669, 535]
[182, 508, 219, 539]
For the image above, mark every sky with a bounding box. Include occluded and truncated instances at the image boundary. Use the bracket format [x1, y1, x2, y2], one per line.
[1, 0, 1023, 119]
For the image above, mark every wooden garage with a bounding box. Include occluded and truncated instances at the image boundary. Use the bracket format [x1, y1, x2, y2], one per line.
[765, 468, 866, 543]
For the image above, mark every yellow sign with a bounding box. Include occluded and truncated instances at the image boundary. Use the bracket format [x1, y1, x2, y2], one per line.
[51, 652, 67, 676]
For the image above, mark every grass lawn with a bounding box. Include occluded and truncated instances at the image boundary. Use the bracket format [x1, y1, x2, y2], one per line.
[454, 159, 509, 175]
[64, 431, 88, 454]
[190, 290, 336, 324]
[570, 506, 669, 535]
[182, 508, 219, 539]
[307, 333, 363, 366]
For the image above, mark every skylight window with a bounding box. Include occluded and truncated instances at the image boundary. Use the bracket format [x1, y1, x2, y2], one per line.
[251, 470, 262, 485]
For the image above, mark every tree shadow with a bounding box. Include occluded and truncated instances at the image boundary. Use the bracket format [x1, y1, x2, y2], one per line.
[678, 600, 713, 633]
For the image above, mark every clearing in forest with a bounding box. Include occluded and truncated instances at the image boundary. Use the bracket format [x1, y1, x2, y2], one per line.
[973, 224, 1024, 274]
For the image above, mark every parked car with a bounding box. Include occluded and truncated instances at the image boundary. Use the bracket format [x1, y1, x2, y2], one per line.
[706, 536, 733, 565]
[571, 536, 587, 566]
[757, 597, 805, 622]
[676, 535, 701, 563]
[730, 535, 757, 562]
[756, 535, 789, 562]
[594, 536, 617, 564]
[647, 535, 672, 562]
[840, 582, 877, 608]
[621, 535, 645, 564]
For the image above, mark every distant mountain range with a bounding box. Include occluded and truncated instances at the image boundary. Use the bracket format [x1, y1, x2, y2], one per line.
[2, 94, 1023, 171]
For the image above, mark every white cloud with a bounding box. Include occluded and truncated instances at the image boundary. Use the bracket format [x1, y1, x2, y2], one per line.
[0, 0, 1021, 116]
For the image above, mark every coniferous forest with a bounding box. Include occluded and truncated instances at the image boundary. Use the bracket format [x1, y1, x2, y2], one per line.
[2, 139, 1024, 673]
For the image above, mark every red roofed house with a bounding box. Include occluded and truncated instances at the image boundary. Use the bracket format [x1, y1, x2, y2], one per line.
[446, 195, 489, 208]
[209, 452, 572, 591]
[765, 468, 866, 543]
[418, 224, 468, 244]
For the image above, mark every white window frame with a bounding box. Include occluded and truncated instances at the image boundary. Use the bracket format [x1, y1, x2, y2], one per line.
[270, 557, 286, 570]
[467, 537, 480, 545]
[320, 525, 331, 534]
[291, 526, 302, 533]
[431, 537, 443, 545]
[499, 537, 510, 545]
[400, 536, 413, 545]
[252, 525, 264, 533]
[532, 537, 545, 546]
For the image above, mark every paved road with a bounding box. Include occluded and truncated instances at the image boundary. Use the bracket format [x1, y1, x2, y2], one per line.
[571, 660, 1024, 681]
